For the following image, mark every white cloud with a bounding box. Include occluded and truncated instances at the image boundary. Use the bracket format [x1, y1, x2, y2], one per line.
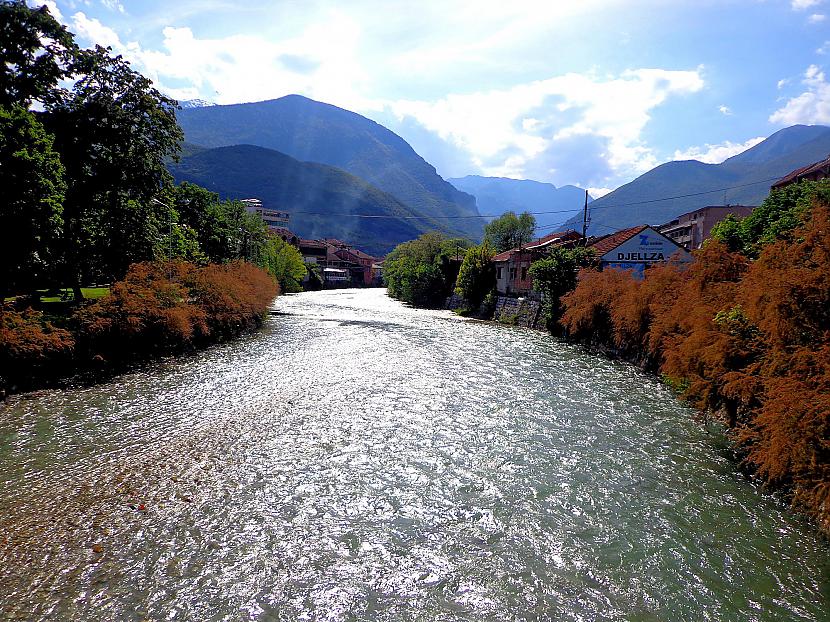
[777, 78, 789, 89]
[673, 136, 765, 164]
[69, 9, 375, 111]
[99, 0, 125, 13]
[588, 187, 612, 198]
[809, 13, 827, 22]
[818, 41, 830, 54]
[770, 64, 830, 124]
[28, 1, 62, 20]
[72, 11, 123, 49]
[389, 68, 704, 181]
[718, 104, 732, 115]
[792, 0, 822, 9]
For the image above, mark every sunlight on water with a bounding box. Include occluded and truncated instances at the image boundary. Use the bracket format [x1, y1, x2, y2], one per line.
[1, 289, 828, 621]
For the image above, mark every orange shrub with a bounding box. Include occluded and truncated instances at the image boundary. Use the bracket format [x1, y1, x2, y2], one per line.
[0, 308, 74, 379]
[558, 210, 830, 533]
[75, 260, 278, 359]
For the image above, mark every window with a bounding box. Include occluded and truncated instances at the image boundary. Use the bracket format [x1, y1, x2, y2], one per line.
[496, 267, 503, 279]
[521, 266, 528, 281]
[509, 267, 516, 279]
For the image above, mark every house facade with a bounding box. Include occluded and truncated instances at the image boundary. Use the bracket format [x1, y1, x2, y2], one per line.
[588, 225, 692, 278]
[658, 205, 755, 250]
[493, 230, 582, 296]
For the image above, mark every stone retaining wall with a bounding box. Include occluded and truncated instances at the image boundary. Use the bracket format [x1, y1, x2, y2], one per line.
[492, 296, 544, 329]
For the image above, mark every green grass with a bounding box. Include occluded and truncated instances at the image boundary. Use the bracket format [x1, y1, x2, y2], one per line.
[38, 287, 110, 303]
[4, 287, 111, 304]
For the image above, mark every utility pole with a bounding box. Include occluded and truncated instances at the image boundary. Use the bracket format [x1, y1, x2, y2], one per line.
[581, 189, 590, 246]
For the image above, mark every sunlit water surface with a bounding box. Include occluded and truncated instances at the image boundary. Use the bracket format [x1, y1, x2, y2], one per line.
[1, 289, 828, 621]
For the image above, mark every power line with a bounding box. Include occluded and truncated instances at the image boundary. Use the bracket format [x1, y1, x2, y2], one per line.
[276, 175, 781, 221]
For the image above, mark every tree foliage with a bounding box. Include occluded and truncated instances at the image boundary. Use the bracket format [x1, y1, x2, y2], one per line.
[44, 45, 183, 289]
[527, 246, 594, 332]
[710, 179, 830, 256]
[454, 243, 496, 310]
[0, 0, 76, 108]
[384, 232, 471, 307]
[0, 105, 65, 297]
[260, 236, 307, 293]
[484, 211, 536, 252]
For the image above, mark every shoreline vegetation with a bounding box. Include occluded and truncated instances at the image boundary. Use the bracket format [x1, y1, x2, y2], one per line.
[1, 4, 296, 396]
[0, 261, 278, 396]
[386, 180, 830, 536]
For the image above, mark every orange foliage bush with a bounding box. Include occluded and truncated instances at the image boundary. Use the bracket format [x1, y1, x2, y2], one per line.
[560, 207, 830, 533]
[75, 260, 278, 358]
[0, 309, 74, 386]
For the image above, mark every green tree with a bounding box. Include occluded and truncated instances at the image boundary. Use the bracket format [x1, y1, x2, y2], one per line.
[0, 105, 65, 298]
[484, 211, 536, 252]
[454, 243, 496, 311]
[710, 179, 830, 257]
[260, 236, 307, 292]
[0, 1, 77, 108]
[384, 232, 471, 307]
[44, 45, 184, 295]
[528, 246, 595, 332]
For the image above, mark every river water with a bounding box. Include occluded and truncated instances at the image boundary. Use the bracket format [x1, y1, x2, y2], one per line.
[0, 289, 828, 621]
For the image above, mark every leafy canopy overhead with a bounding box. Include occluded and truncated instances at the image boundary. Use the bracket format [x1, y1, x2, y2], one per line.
[0, 0, 77, 108]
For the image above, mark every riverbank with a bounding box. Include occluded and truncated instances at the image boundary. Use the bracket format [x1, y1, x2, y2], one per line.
[557, 206, 830, 537]
[0, 260, 278, 397]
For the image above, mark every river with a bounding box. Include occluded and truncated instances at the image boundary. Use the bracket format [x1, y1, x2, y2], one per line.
[1, 288, 828, 621]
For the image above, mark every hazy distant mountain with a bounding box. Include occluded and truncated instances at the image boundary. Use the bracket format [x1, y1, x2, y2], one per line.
[562, 124, 830, 235]
[177, 95, 483, 240]
[448, 175, 591, 231]
[169, 144, 454, 256]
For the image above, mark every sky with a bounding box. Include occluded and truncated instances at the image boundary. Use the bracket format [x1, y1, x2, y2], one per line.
[34, 0, 830, 197]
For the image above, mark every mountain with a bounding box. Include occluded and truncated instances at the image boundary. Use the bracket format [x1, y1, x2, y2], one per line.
[563, 124, 830, 235]
[176, 95, 483, 240]
[169, 144, 452, 256]
[448, 175, 590, 231]
[178, 99, 217, 109]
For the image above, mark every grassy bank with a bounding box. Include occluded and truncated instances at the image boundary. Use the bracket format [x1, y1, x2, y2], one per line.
[0, 260, 278, 396]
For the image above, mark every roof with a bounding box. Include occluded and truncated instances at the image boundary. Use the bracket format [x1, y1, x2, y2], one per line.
[772, 154, 830, 188]
[587, 225, 648, 255]
[491, 229, 581, 262]
[270, 227, 298, 239]
[525, 229, 581, 250]
[323, 238, 350, 248]
[298, 238, 327, 249]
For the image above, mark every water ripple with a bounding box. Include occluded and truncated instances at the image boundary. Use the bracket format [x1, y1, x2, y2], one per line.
[0, 289, 828, 621]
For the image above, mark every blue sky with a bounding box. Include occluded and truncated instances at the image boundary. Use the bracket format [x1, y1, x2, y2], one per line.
[36, 0, 830, 196]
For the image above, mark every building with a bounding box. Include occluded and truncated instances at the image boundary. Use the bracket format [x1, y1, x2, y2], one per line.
[493, 229, 582, 295]
[240, 198, 290, 231]
[771, 155, 830, 189]
[588, 224, 692, 278]
[658, 205, 755, 250]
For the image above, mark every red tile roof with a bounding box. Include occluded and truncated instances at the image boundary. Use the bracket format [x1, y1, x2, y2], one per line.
[491, 229, 581, 262]
[771, 154, 830, 188]
[587, 225, 648, 255]
[525, 229, 581, 250]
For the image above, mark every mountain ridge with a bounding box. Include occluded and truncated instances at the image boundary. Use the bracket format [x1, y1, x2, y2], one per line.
[169, 143, 457, 256]
[448, 175, 591, 232]
[563, 124, 830, 234]
[176, 95, 483, 240]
